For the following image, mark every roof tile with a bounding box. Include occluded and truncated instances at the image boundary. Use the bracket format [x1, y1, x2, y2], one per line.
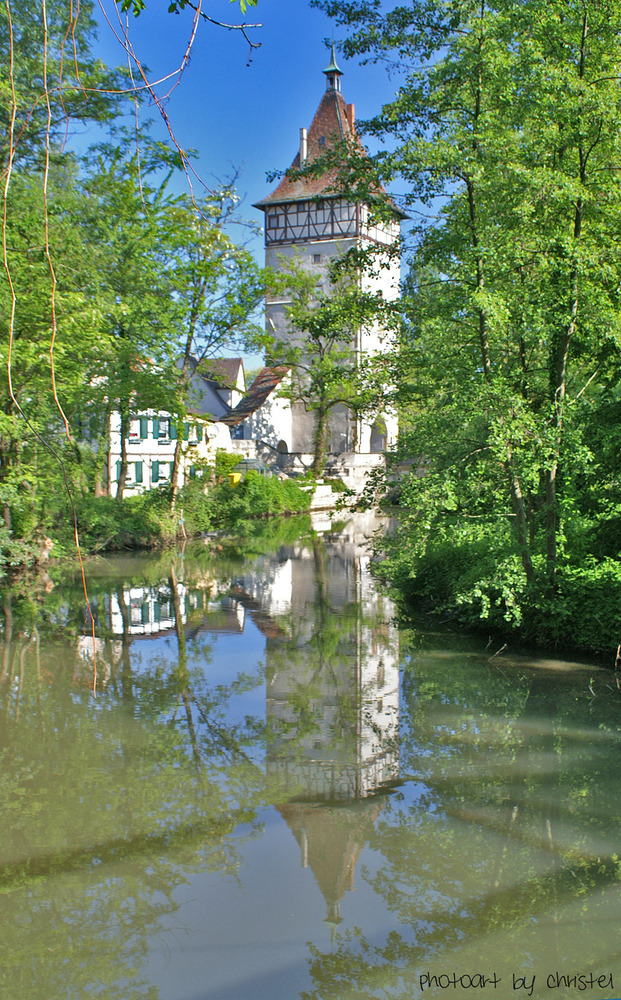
[255, 89, 360, 207]
[222, 365, 289, 426]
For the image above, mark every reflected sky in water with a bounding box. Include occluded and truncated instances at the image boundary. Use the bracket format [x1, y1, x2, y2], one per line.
[0, 512, 620, 1000]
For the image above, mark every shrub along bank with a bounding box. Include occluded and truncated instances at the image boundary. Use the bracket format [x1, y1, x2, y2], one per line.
[2, 471, 312, 568]
[377, 510, 621, 658]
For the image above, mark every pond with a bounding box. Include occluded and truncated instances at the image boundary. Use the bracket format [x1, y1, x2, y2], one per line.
[0, 512, 620, 1000]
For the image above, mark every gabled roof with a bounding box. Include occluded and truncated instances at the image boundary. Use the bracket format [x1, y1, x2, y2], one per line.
[222, 365, 289, 427]
[254, 88, 359, 208]
[198, 357, 244, 390]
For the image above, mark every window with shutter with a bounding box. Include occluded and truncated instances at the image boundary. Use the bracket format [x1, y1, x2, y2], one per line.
[135, 462, 143, 484]
[152, 461, 159, 483]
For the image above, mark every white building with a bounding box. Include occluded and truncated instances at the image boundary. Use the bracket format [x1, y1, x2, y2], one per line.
[108, 358, 244, 496]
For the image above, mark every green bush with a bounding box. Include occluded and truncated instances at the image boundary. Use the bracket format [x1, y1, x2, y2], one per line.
[212, 470, 311, 529]
[379, 512, 621, 654]
[0, 526, 42, 571]
[528, 559, 621, 651]
[56, 490, 176, 552]
[174, 478, 216, 536]
[4, 467, 308, 568]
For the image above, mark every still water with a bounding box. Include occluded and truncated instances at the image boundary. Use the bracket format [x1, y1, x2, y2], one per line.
[1, 512, 620, 1000]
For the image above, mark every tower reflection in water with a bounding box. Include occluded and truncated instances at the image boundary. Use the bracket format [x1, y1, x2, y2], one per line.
[76, 512, 401, 937]
[240, 514, 401, 936]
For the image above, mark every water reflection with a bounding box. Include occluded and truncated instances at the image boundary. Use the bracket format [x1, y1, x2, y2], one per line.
[0, 514, 620, 1000]
[241, 522, 401, 936]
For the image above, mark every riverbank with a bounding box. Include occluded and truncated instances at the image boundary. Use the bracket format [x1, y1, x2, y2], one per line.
[0, 471, 319, 571]
[377, 509, 621, 662]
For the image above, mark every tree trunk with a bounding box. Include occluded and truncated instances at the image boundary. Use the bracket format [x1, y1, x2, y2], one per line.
[506, 468, 534, 583]
[170, 419, 183, 515]
[116, 408, 130, 502]
[546, 253, 582, 587]
[312, 407, 330, 478]
[170, 301, 201, 515]
[544, 12, 588, 590]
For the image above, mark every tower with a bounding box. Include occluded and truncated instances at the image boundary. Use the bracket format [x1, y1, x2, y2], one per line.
[254, 48, 403, 467]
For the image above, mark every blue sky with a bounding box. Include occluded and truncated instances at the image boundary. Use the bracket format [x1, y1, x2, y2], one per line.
[91, 0, 404, 366]
[93, 0, 402, 245]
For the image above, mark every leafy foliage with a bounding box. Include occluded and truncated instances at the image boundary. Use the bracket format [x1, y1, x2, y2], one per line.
[268, 256, 398, 476]
[319, 0, 621, 650]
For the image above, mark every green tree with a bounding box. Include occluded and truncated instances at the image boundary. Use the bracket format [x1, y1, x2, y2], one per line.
[159, 190, 264, 511]
[0, 0, 128, 551]
[0, 0, 123, 171]
[0, 161, 113, 540]
[80, 146, 184, 502]
[269, 257, 396, 477]
[319, 0, 621, 634]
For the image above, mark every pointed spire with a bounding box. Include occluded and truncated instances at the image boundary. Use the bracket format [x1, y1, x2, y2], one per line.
[324, 900, 343, 949]
[323, 42, 343, 91]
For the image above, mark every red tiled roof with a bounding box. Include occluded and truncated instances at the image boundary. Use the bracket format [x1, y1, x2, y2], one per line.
[254, 89, 361, 207]
[221, 365, 289, 427]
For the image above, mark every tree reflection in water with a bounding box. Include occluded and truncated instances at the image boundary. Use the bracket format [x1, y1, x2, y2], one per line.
[0, 515, 402, 998]
[0, 516, 619, 1000]
[302, 648, 621, 1000]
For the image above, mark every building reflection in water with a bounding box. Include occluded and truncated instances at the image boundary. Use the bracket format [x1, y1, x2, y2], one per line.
[75, 513, 400, 932]
[240, 513, 401, 934]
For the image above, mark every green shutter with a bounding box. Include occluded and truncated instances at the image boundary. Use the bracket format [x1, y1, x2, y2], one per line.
[140, 416, 148, 439]
[152, 417, 160, 438]
[183, 422, 190, 440]
[189, 465, 196, 479]
[169, 421, 177, 440]
[152, 461, 159, 483]
[135, 461, 143, 484]
[116, 461, 122, 482]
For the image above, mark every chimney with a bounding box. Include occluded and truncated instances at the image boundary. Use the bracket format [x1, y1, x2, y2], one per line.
[346, 103, 355, 129]
[299, 127, 308, 165]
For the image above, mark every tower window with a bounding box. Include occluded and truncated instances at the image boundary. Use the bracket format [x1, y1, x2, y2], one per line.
[319, 136, 326, 147]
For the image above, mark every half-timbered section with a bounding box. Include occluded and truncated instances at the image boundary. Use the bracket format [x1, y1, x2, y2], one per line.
[265, 199, 359, 245]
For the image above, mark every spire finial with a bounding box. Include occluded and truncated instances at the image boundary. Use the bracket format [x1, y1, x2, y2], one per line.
[323, 43, 343, 91]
